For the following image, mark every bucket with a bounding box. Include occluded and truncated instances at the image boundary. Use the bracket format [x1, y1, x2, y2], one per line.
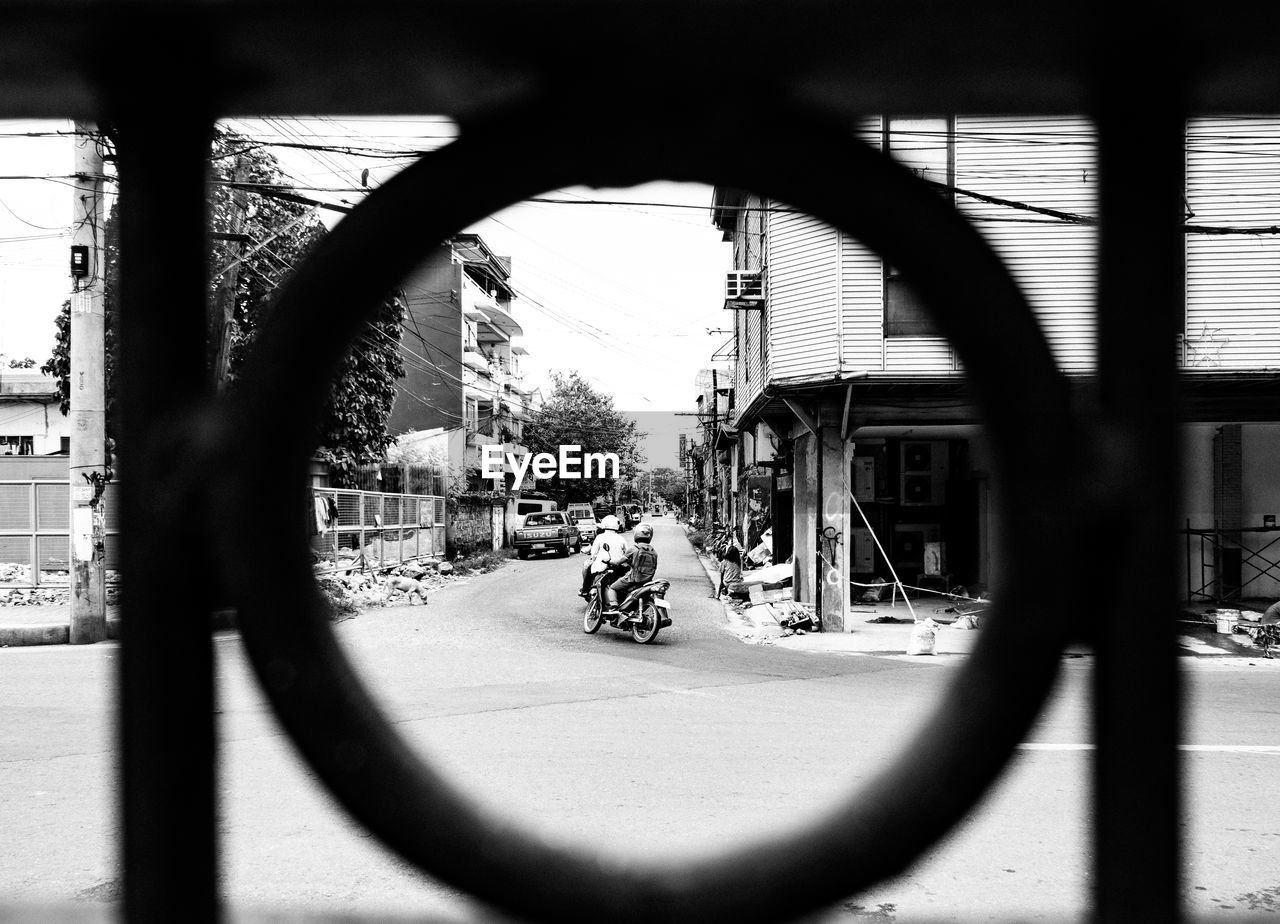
[1216, 614, 1238, 635]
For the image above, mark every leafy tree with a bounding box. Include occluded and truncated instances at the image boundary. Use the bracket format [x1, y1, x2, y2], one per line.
[645, 466, 688, 506]
[521, 371, 644, 505]
[43, 129, 405, 486]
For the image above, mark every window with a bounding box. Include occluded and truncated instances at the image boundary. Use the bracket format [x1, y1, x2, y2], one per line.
[885, 272, 936, 337]
[0, 436, 34, 456]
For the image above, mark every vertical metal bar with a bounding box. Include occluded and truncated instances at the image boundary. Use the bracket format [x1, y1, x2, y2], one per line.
[114, 111, 218, 921]
[1092, 94, 1186, 919]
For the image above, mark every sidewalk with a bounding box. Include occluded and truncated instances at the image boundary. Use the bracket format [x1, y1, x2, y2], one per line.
[692, 549, 1280, 663]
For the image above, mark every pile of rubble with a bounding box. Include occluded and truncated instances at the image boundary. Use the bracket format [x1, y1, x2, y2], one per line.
[316, 559, 459, 609]
[0, 568, 122, 607]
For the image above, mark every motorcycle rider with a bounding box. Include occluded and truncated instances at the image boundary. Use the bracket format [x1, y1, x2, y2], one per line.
[604, 521, 658, 621]
[580, 514, 629, 600]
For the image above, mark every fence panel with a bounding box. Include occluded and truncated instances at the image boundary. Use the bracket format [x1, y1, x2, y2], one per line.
[0, 479, 120, 588]
[310, 487, 445, 574]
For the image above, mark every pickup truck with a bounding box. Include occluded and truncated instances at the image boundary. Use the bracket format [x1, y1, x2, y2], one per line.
[513, 511, 580, 559]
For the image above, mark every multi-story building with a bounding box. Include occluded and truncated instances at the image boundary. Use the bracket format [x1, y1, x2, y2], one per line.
[388, 233, 538, 493]
[709, 115, 1280, 631]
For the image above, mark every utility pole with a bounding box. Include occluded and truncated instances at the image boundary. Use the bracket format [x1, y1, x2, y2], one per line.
[69, 122, 107, 644]
[209, 158, 249, 387]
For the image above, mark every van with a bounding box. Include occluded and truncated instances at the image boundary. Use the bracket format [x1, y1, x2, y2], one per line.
[514, 498, 558, 526]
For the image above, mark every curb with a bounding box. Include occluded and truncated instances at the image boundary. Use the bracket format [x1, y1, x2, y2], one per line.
[0, 609, 237, 648]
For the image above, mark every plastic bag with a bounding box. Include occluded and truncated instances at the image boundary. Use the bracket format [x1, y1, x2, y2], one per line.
[906, 618, 938, 655]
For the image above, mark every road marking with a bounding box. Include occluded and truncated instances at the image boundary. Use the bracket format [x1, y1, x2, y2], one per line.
[1019, 743, 1280, 754]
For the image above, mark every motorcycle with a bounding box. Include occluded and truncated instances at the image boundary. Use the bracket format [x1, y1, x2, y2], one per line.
[583, 577, 672, 644]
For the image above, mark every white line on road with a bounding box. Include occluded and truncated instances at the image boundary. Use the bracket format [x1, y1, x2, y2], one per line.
[1020, 743, 1280, 753]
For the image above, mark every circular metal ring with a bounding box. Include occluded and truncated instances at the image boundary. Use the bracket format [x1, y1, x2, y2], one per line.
[218, 104, 1078, 923]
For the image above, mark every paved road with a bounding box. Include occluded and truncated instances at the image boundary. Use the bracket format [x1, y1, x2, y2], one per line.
[1, 514, 1278, 921]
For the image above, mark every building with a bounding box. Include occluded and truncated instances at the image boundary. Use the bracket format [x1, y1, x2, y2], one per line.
[708, 115, 1280, 631]
[0, 370, 68, 456]
[388, 233, 538, 493]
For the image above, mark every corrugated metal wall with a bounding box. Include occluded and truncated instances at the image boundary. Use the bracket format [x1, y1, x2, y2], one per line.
[956, 115, 1098, 373]
[1185, 116, 1280, 369]
[757, 115, 1280, 382]
[734, 193, 768, 410]
[765, 206, 840, 379]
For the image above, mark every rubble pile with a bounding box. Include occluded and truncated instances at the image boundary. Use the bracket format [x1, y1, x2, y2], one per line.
[1, 566, 122, 607]
[315, 558, 459, 609]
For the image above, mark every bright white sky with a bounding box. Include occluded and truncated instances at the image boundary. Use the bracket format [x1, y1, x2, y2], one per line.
[0, 117, 733, 414]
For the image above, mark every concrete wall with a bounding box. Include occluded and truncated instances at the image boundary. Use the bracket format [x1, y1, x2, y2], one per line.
[389, 251, 463, 435]
[791, 431, 817, 609]
[448, 498, 501, 556]
[0, 399, 67, 456]
[818, 429, 849, 632]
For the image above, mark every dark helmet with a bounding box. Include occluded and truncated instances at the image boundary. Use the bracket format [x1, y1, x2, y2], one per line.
[634, 523, 654, 542]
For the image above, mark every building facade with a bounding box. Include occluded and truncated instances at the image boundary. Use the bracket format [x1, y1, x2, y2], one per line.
[709, 115, 1280, 630]
[0, 370, 68, 457]
[388, 233, 538, 493]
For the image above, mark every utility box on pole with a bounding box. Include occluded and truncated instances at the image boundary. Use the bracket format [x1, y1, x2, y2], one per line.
[69, 122, 107, 644]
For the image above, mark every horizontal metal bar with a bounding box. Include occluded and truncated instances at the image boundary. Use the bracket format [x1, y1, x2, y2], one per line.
[2, 2, 1280, 120]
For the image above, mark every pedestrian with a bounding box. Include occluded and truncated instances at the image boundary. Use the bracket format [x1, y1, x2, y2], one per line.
[1262, 599, 1280, 626]
[713, 546, 750, 600]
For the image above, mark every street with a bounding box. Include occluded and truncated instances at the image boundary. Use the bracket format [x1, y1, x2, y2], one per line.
[2, 514, 1278, 921]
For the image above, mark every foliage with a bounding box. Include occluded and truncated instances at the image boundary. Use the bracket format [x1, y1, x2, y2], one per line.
[644, 466, 688, 506]
[317, 576, 362, 622]
[317, 292, 406, 487]
[521, 371, 644, 504]
[687, 529, 707, 550]
[5, 357, 36, 369]
[449, 547, 514, 575]
[43, 128, 406, 478]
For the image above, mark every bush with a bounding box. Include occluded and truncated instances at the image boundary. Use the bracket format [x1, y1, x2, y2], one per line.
[687, 530, 706, 550]
[451, 547, 515, 575]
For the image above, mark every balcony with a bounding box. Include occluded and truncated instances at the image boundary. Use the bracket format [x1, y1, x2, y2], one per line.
[474, 300, 523, 342]
[462, 343, 489, 371]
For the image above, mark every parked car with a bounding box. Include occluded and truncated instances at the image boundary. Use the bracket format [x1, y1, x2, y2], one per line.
[513, 511, 580, 559]
[566, 503, 598, 546]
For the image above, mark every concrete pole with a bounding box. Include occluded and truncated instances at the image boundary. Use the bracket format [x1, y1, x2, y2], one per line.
[69, 122, 107, 644]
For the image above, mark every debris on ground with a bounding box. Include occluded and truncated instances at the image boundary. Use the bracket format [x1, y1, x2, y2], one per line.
[906, 618, 939, 656]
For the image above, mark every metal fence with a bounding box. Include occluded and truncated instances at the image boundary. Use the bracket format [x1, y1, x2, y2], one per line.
[0, 479, 121, 587]
[310, 487, 446, 573]
[8, 2, 1273, 923]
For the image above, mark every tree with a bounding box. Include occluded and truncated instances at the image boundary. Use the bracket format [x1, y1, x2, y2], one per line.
[646, 466, 688, 506]
[521, 371, 643, 504]
[43, 128, 405, 486]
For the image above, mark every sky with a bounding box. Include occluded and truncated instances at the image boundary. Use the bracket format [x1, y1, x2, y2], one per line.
[0, 117, 730, 461]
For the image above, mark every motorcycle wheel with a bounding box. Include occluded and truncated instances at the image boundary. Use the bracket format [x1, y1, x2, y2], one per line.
[630, 600, 661, 644]
[583, 594, 603, 634]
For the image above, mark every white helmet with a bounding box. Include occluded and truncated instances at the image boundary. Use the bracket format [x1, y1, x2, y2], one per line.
[599, 515, 621, 531]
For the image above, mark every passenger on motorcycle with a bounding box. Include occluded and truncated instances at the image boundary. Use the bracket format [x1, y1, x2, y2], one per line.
[604, 522, 658, 620]
[579, 514, 628, 599]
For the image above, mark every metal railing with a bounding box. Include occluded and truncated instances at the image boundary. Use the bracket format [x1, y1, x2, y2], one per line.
[0, 479, 121, 587]
[309, 487, 446, 573]
[4, 1, 1267, 921]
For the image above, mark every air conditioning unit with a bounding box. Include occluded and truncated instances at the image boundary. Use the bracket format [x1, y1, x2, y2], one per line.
[725, 270, 763, 300]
